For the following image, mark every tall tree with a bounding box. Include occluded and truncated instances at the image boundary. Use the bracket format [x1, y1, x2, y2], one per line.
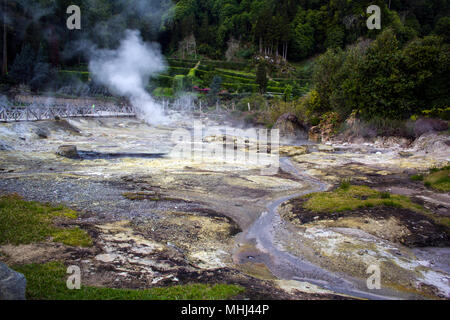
[256, 62, 267, 93]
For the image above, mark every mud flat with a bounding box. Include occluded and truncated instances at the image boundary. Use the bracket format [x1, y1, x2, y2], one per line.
[0, 116, 449, 299]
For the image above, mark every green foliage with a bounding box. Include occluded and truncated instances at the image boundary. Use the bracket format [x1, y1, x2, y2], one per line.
[236, 93, 266, 111]
[423, 166, 450, 192]
[153, 87, 174, 98]
[58, 71, 90, 83]
[9, 44, 35, 84]
[410, 174, 424, 181]
[283, 84, 293, 102]
[215, 68, 256, 79]
[291, 22, 315, 60]
[339, 179, 351, 191]
[5, 0, 448, 80]
[325, 26, 345, 49]
[313, 28, 450, 121]
[13, 261, 244, 300]
[173, 74, 187, 93]
[156, 75, 174, 87]
[222, 82, 258, 93]
[30, 44, 52, 90]
[165, 67, 191, 76]
[207, 75, 222, 104]
[434, 17, 450, 43]
[0, 194, 92, 247]
[303, 185, 425, 214]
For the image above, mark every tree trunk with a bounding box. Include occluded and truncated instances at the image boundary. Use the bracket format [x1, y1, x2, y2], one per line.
[2, 0, 7, 75]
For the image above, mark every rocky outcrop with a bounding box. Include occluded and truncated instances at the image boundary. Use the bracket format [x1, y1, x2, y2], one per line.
[274, 113, 308, 139]
[411, 132, 450, 155]
[279, 146, 308, 157]
[413, 118, 448, 137]
[56, 145, 80, 159]
[0, 262, 26, 300]
[308, 125, 321, 142]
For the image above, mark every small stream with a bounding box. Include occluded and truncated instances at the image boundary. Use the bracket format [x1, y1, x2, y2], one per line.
[237, 157, 407, 300]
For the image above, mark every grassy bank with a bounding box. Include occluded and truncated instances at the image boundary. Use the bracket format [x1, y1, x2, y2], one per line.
[303, 184, 424, 213]
[0, 194, 92, 247]
[411, 166, 450, 192]
[302, 183, 449, 229]
[13, 261, 244, 300]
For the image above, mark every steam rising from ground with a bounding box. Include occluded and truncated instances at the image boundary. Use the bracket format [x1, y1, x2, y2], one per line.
[88, 30, 167, 124]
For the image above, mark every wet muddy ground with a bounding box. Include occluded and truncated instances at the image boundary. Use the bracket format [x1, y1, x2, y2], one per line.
[0, 116, 449, 299]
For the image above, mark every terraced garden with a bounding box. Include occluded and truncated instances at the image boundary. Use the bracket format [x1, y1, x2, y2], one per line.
[57, 58, 312, 100]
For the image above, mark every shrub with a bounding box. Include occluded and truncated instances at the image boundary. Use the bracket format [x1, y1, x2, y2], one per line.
[339, 179, 351, 191]
[410, 175, 424, 181]
[155, 75, 174, 87]
[380, 191, 391, 199]
[58, 70, 90, 83]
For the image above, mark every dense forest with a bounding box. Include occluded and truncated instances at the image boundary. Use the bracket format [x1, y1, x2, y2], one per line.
[1, 0, 449, 130]
[2, 0, 449, 64]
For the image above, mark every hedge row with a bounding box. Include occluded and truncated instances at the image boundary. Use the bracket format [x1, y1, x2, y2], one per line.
[163, 67, 190, 76]
[58, 70, 90, 82]
[152, 87, 174, 97]
[266, 86, 286, 94]
[222, 82, 259, 92]
[215, 68, 256, 80]
[167, 58, 198, 69]
[202, 60, 249, 71]
[154, 74, 173, 87]
[167, 58, 249, 71]
[218, 74, 255, 84]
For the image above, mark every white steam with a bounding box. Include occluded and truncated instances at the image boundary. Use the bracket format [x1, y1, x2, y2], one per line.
[88, 30, 167, 124]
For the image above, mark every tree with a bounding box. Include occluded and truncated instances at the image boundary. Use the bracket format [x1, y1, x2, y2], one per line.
[30, 43, 51, 90]
[9, 44, 35, 84]
[434, 17, 450, 43]
[324, 25, 345, 49]
[256, 63, 268, 94]
[207, 75, 222, 105]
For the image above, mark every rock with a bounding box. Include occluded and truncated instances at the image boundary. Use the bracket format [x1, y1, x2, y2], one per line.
[413, 118, 448, 137]
[279, 145, 308, 157]
[56, 145, 79, 159]
[308, 125, 321, 142]
[35, 128, 49, 139]
[317, 144, 335, 152]
[411, 132, 450, 155]
[399, 151, 413, 158]
[0, 262, 26, 300]
[274, 113, 308, 139]
[95, 253, 119, 263]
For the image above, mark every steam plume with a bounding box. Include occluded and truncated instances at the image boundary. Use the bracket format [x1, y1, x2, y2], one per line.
[88, 30, 167, 124]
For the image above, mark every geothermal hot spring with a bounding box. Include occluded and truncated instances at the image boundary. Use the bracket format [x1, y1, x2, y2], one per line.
[0, 30, 448, 300]
[0, 105, 449, 300]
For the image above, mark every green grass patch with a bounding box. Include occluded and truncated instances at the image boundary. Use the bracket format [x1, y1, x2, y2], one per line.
[13, 261, 244, 300]
[0, 194, 92, 247]
[152, 87, 174, 98]
[303, 185, 424, 213]
[410, 174, 424, 181]
[424, 166, 450, 192]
